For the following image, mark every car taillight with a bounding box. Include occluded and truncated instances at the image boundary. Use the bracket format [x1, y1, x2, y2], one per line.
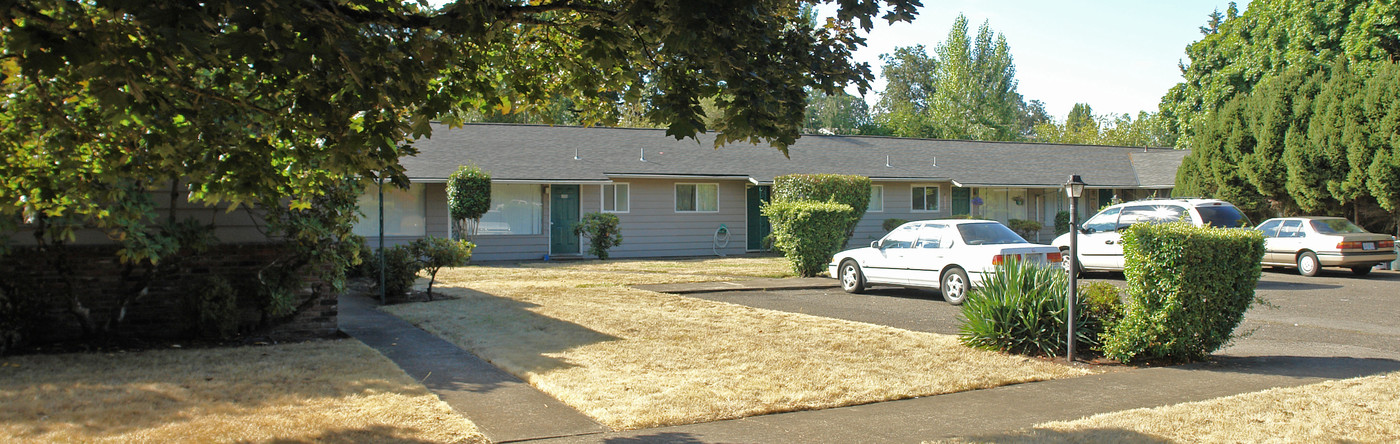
[1047, 252, 1063, 263]
[992, 254, 1015, 265]
[1381, 240, 1395, 248]
[1337, 241, 1364, 249]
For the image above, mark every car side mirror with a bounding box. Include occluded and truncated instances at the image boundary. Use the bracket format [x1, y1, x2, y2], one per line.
[1080, 226, 1094, 234]
[871, 240, 881, 248]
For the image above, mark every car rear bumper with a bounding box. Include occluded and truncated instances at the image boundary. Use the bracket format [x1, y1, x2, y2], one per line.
[1317, 251, 1398, 267]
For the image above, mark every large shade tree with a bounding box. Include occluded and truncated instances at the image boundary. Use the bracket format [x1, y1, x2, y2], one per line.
[1, 0, 921, 253]
[0, 0, 922, 336]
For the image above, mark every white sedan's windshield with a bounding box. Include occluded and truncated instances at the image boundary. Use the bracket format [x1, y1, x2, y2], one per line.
[957, 223, 1028, 245]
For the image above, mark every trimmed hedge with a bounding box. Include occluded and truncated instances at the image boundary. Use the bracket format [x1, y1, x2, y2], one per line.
[762, 200, 854, 277]
[1101, 222, 1265, 363]
[1007, 218, 1043, 239]
[773, 174, 870, 246]
[447, 164, 491, 240]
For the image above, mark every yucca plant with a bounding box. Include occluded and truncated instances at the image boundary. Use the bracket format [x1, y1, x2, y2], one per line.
[958, 259, 1093, 357]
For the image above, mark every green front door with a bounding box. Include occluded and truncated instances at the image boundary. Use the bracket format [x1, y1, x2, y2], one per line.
[550, 185, 580, 255]
[746, 185, 772, 250]
[952, 187, 971, 216]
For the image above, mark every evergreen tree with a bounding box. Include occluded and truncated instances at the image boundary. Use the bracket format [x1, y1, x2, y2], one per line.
[874, 15, 1032, 141]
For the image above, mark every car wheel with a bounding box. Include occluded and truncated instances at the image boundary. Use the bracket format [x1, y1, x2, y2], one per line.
[1060, 248, 1081, 277]
[1351, 265, 1373, 276]
[839, 260, 866, 294]
[941, 267, 970, 305]
[1297, 251, 1320, 277]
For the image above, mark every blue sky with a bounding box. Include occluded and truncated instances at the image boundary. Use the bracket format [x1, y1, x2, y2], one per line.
[821, 1, 1249, 121]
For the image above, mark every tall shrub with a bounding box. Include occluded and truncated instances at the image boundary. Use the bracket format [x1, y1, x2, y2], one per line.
[377, 245, 421, 302]
[184, 275, 240, 340]
[1054, 211, 1072, 235]
[772, 174, 870, 247]
[762, 200, 854, 277]
[1101, 222, 1265, 363]
[447, 165, 491, 241]
[410, 236, 474, 300]
[574, 212, 623, 260]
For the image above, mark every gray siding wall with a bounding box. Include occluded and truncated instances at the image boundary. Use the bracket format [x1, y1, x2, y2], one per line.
[378, 180, 1130, 261]
[597, 178, 748, 259]
[425, 183, 451, 239]
[470, 184, 549, 261]
[846, 181, 952, 250]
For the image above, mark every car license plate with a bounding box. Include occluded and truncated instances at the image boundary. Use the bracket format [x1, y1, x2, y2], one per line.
[1363, 242, 1376, 251]
[1025, 253, 1043, 262]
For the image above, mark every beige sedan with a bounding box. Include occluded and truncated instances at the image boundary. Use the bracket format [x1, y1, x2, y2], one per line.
[1256, 216, 1397, 276]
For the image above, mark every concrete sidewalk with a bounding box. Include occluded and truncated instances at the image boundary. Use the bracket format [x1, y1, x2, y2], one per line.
[338, 294, 608, 443]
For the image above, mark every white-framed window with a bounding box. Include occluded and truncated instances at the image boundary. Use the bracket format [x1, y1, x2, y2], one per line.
[675, 183, 719, 212]
[474, 183, 543, 235]
[353, 182, 427, 237]
[868, 185, 884, 212]
[602, 183, 630, 213]
[912, 184, 940, 212]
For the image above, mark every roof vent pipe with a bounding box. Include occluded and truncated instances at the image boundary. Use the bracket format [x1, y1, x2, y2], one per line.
[885, 155, 892, 168]
[574, 147, 581, 160]
[640, 148, 646, 162]
[933, 156, 937, 167]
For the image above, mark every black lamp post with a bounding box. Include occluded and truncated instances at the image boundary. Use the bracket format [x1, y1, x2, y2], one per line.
[378, 176, 386, 306]
[1064, 174, 1085, 362]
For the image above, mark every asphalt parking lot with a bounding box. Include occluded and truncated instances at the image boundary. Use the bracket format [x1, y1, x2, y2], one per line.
[689, 268, 1400, 361]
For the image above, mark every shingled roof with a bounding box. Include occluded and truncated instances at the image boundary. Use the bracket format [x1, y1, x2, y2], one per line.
[401, 123, 1186, 189]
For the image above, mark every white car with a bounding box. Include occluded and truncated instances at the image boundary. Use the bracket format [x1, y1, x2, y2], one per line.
[829, 220, 1062, 305]
[1053, 198, 1251, 273]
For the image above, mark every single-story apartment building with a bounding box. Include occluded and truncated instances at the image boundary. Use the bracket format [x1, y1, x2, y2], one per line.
[354, 123, 1187, 261]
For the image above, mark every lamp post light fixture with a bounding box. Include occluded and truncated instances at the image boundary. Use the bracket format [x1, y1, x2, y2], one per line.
[1064, 174, 1085, 363]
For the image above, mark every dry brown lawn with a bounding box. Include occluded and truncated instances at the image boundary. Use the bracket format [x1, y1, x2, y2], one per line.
[949, 371, 1400, 443]
[386, 257, 1098, 430]
[516, 255, 798, 279]
[0, 339, 486, 443]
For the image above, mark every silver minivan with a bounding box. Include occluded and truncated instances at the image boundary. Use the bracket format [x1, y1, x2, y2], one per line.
[1052, 198, 1251, 273]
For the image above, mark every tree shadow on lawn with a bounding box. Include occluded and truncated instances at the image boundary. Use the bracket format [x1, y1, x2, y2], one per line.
[1185, 355, 1400, 380]
[384, 286, 621, 377]
[0, 341, 447, 441]
[263, 424, 453, 444]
